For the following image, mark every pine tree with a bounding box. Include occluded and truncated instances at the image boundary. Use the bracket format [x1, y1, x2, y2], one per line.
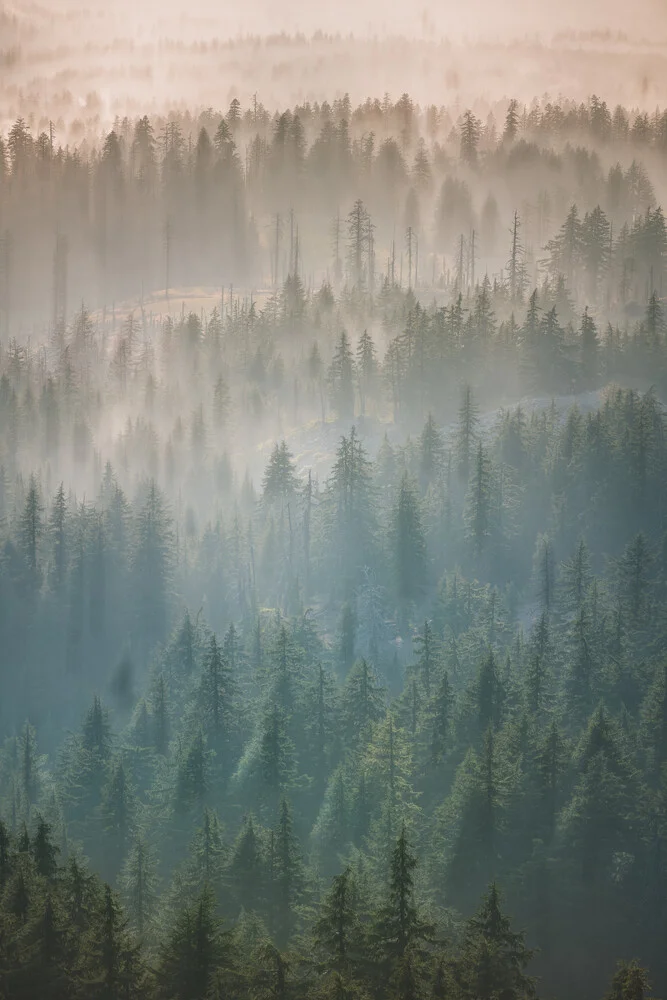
[120, 837, 158, 937]
[21, 893, 74, 999]
[153, 674, 170, 755]
[456, 385, 479, 483]
[0, 819, 10, 887]
[414, 620, 439, 699]
[645, 292, 665, 349]
[228, 816, 265, 915]
[257, 706, 296, 812]
[429, 671, 454, 766]
[544, 204, 582, 289]
[564, 607, 596, 728]
[188, 808, 226, 893]
[172, 609, 197, 678]
[322, 427, 377, 592]
[101, 759, 136, 874]
[8, 863, 31, 923]
[419, 414, 444, 491]
[314, 866, 362, 977]
[62, 855, 97, 932]
[87, 884, 142, 999]
[525, 613, 552, 718]
[49, 482, 68, 591]
[373, 827, 434, 973]
[615, 533, 652, 625]
[32, 815, 59, 878]
[132, 480, 172, 653]
[503, 100, 520, 142]
[262, 441, 300, 508]
[329, 330, 356, 423]
[155, 886, 229, 1000]
[533, 534, 555, 614]
[337, 602, 358, 677]
[560, 540, 592, 616]
[175, 729, 210, 816]
[445, 730, 504, 905]
[580, 308, 599, 384]
[20, 474, 43, 591]
[20, 720, 40, 807]
[460, 111, 482, 166]
[455, 883, 536, 1000]
[465, 442, 494, 556]
[201, 633, 234, 757]
[356, 330, 377, 416]
[535, 721, 567, 842]
[560, 725, 630, 887]
[346, 199, 372, 290]
[63, 697, 113, 822]
[507, 211, 527, 303]
[342, 659, 385, 747]
[271, 798, 304, 946]
[475, 652, 504, 735]
[391, 474, 428, 608]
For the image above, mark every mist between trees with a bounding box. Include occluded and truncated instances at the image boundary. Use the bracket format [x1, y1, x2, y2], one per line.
[0, 90, 667, 1000]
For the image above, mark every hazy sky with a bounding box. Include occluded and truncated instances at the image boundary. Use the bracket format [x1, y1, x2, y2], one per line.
[34, 0, 667, 40]
[3, 0, 665, 132]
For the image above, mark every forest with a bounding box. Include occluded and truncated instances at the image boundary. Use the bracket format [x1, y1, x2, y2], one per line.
[0, 77, 667, 1000]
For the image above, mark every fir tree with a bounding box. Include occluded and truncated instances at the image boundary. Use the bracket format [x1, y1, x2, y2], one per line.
[391, 474, 428, 608]
[455, 883, 536, 1000]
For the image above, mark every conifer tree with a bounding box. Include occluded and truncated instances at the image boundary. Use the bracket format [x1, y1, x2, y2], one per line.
[337, 602, 358, 676]
[49, 482, 68, 592]
[228, 816, 265, 916]
[87, 884, 142, 999]
[262, 442, 300, 509]
[271, 798, 304, 946]
[329, 331, 356, 423]
[102, 759, 137, 874]
[314, 866, 362, 977]
[456, 385, 479, 484]
[155, 887, 229, 1000]
[32, 815, 59, 878]
[201, 633, 234, 758]
[391, 474, 428, 608]
[175, 729, 210, 816]
[419, 415, 444, 491]
[20, 474, 43, 591]
[455, 883, 536, 1000]
[465, 442, 493, 557]
[429, 671, 454, 766]
[20, 720, 40, 808]
[132, 480, 172, 653]
[373, 827, 434, 974]
[342, 659, 385, 747]
[153, 674, 170, 755]
[120, 837, 158, 937]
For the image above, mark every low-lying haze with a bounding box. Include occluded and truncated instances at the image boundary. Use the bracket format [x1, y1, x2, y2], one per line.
[2, 0, 667, 134]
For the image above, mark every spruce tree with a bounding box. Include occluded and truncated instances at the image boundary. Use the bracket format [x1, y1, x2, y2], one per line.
[314, 867, 361, 977]
[373, 827, 434, 974]
[271, 798, 304, 946]
[455, 883, 536, 1000]
[391, 474, 428, 608]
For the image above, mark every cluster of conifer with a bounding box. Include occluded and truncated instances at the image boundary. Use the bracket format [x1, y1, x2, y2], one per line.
[1, 90, 667, 999]
[1, 91, 666, 325]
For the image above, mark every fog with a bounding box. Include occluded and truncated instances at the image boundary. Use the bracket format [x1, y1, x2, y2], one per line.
[3, 0, 667, 135]
[30, 0, 667, 38]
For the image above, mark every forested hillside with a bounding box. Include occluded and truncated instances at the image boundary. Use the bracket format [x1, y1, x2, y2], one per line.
[0, 92, 666, 1000]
